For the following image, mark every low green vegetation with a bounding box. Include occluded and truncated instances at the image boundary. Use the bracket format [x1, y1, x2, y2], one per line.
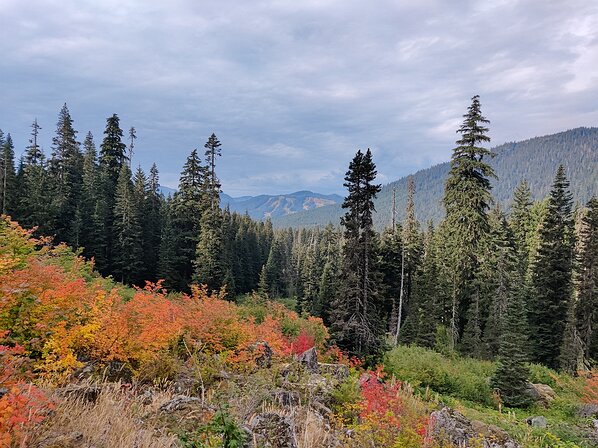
[384, 345, 595, 447]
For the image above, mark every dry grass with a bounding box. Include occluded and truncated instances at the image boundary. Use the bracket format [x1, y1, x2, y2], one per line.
[29, 383, 179, 448]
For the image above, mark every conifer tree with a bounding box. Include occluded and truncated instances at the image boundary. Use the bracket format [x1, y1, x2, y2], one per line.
[331, 149, 384, 357]
[530, 165, 574, 369]
[19, 121, 50, 231]
[0, 133, 17, 216]
[96, 114, 127, 273]
[574, 197, 597, 361]
[412, 222, 442, 348]
[79, 132, 101, 261]
[144, 163, 163, 281]
[490, 282, 532, 408]
[378, 227, 402, 335]
[48, 104, 83, 245]
[481, 207, 520, 359]
[442, 95, 495, 347]
[113, 164, 143, 284]
[162, 149, 204, 290]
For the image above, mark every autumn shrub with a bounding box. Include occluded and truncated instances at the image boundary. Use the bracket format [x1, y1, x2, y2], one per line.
[346, 367, 431, 448]
[0, 338, 53, 447]
[581, 370, 598, 404]
[0, 218, 330, 383]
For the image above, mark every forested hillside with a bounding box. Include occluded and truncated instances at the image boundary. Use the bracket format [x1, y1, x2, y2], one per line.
[273, 127, 598, 229]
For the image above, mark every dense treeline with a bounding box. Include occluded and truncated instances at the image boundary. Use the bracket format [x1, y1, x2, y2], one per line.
[0, 105, 272, 295]
[2, 98, 597, 407]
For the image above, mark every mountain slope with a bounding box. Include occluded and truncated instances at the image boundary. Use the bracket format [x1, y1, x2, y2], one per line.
[221, 190, 343, 220]
[272, 127, 598, 229]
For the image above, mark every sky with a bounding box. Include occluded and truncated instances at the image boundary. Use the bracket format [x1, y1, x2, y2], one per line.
[1, 0, 598, 196]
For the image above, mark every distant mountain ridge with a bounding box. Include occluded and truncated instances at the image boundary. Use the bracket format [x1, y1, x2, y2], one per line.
[221, 190, 343, 220]
[156, 186, 343, 220]
[272, 127, 598, 229]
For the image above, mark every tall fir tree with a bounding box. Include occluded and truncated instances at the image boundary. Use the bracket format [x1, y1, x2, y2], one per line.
[442, 95, 495, 348]
[160, 149, 204, 290]
[79, 132, 101, 261]
[490, 277, 532, 408]
[18, 121, 50, 232]
[331, 149, 384, 358]
[113, 164, 144, 284]
[574, 197, 598, 361]
[48, 104, 83, 246]
[0, 133, 17, 216]
[530, 165, 574, 369]
[195, 134, 226, 292]
[143, 163, 163, 281]
[96, 114, 128, 273]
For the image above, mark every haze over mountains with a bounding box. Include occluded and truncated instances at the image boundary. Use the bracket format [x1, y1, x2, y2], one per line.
[272, 127, 598, 229]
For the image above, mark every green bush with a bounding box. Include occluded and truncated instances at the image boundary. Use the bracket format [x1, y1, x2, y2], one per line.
[384, 345, 495, 406]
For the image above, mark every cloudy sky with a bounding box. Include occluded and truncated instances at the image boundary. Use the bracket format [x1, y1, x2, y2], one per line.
[1, 0, 597, 195]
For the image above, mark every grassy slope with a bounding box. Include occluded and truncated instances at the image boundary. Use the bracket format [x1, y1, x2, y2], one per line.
[384, 345, 596, 448]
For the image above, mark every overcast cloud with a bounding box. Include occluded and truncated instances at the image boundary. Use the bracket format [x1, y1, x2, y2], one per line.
[1, 0, 597, 195]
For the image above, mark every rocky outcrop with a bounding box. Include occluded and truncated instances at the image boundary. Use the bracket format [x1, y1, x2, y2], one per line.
[430, 407, 520, 448]
[56, 384, 102, 403]
[577, 403, 598, 418]
[248, 341, 274, 368]
[248, 412, 298, 448]
[297, 347, 320, 373]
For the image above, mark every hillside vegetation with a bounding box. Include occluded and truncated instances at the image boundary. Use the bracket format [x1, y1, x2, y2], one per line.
[273, 127, 598, 229]
[2, 216, 597, 448]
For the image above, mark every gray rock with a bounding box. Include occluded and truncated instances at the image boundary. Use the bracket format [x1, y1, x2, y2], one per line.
[430, 407, 520, 448]
[525, 416, 548, 428]
[0, 387, 8, 398]
[248, 412, 298, 448]
[577, 403, 598, 418]
[297, 347, 319, 374]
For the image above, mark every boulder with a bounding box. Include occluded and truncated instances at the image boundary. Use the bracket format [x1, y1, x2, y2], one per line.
[297, 347, 320, 374]
[577, 403, 598, 418]
[430, 407, 520, 448]
[525, 416, 548, 428]
[158, 395, 205, 413]
[527, 383, 556, 407]
[248, 412, 298, 448]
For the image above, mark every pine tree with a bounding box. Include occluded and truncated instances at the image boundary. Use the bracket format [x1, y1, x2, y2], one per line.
[161, 149, 204, 290]
[490, 283, 532, 408]
[48, 104, 83, 245]
[144, 163, 163, 281]
[574, 197, 597, 361]
[530, 165, 574, 369]
[113, 164, 143, 284]
[412, 222, 442, 348]
[194, 134, 225, 292]
[96, 114, 127, 273]
[442, 95, 495, 348]
[0, 133, 17, 216]
[79, 132, 101, 261]
[378, 227, 402, 336]
[331, 149, 384, 358]
[480, 207, 520, 359]
[18, 121, 50, 231]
